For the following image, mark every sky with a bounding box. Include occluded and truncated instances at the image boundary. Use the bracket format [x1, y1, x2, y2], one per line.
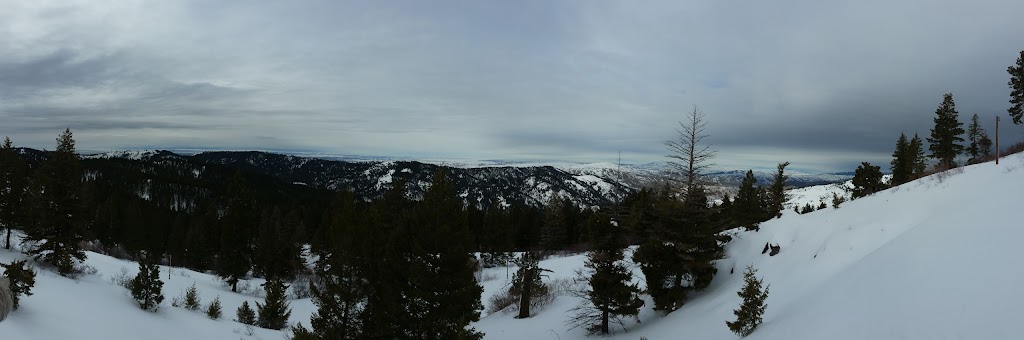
[2, 0, 1023, 173]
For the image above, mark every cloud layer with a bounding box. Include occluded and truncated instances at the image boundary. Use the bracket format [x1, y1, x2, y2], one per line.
[2, 0, 1023, 172]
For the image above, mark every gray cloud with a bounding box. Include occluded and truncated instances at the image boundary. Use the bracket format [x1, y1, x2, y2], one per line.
[1, 0, 1023, 173]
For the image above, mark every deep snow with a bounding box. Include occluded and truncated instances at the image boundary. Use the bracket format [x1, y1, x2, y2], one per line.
[1, 153, 1022, 339]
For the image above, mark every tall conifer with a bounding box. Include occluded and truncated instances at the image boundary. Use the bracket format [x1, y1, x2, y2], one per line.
[1008, 50, 1024, 124]
[890, 133, 911, 185]
[0, 137, 28, 250]
[927, 93, 965, 168]
[25, 129, 86, 276]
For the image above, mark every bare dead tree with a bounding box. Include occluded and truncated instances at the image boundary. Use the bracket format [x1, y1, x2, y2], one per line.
[665, 106, 716, 194]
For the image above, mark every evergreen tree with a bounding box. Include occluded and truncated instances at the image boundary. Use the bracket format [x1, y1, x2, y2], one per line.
[359, 178, 411, 338]
[236, 300, 256, 325]
[909, 134, 928, 177]
[979, 132, 993, 160]
[726, 265, 770, 337]
[851, 162, 884, 198]
[966, 113, 988, 164]
[568, 213, 643, 335]
[0, 137, 28, 250]
[734, 170, 765, 230]
[130, 255, 164, 311]
[24, 129, 87, 276]
[2, 260, 36, 310]
[511, 251, 549, 318]
[539, 194, 566, 252]
[398, 169, 484, 339]
[1009, 50, 1024, 124]
[206, 296, 222, 319]
[305, 190, 369, 339]
[183, 283, 201, 311]
[767, 162, 790, 218]
[927, 93, 965, 168]
[633, 184, 723, 313]
[217, 173, 254, 292]
[851, 162, 885, 198]
[256, 278, 292, 330]
[890, 133, 912, 185]
[254, 207, 301, 280]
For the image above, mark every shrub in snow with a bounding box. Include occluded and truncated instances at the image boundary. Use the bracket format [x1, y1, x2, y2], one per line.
[726, 265, 770, 337]
[236, 300, 256, 325]
[183, 283, 201, 311]
[832, 192, 846, 209]
[206, 296, 222, 319]
[2, 260, 36, 310]
[256, 279, 292, 330]
[130, 258, 164, 311]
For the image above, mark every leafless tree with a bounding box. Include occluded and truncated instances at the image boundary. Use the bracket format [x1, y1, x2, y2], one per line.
[665, 106, 716, 193]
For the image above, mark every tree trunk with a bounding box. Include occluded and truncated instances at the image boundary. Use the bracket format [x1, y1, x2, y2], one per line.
[517, 268, 531, 318]
[601, 309, 609, 334]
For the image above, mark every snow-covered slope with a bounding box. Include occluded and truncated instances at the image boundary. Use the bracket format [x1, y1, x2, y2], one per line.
[2, 154, 1021, 339]
[0, 237, 315, 340]
[475, 154, 1024, 339]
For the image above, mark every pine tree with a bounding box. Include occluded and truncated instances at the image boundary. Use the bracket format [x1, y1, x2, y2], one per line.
[256, 278, 292, 330]
[25, 129, 87, 276]
[633, 184, 723, 313]
[2, 260, 36, 310]
[734, 170, 764, 230]
[909, 134, 928, 177]
[216, 172, 254, 292]
[0, 137, 28, 250]
[927, 93, 966, 168]
[235, 300, 256, 325]
[305, 190, 369, 339]
[966, 113, 988, 164]
[726, 265, 770, 337]
[767, 162, 790, 218]
[206, 296, 222, 319]
[539, 194, 565, 252]
[890, 133, 912, 185]
[359, 178, 411, 338]
[568, 213, 643, 335]
[398, 169, 484, 339]
[511, 251, 549, 318]
[130, 255, 164, 311]
[183, 283, 201, 311]
[979, 132, 993, 160]
[1009, 50, 1024, 124]
[254, 207, 300, 280]
[851, 162, 884, 198]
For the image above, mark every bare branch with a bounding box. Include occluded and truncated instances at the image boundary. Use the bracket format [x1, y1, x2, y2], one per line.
[665, 106, 716, 190]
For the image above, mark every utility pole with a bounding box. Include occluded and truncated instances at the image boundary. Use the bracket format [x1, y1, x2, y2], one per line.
[996, 115, 1000, 165]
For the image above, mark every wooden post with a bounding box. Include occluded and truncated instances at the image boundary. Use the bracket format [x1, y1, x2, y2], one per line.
[996, 116, 1000, 165]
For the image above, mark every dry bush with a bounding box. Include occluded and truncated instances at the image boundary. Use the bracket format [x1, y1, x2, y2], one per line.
[486, 277, 570, 316]
[109, 267, 133, 289]
[1002, 140, 1024, 157]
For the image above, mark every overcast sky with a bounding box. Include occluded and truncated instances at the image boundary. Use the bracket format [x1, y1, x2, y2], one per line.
[2, 1, 1024, 173]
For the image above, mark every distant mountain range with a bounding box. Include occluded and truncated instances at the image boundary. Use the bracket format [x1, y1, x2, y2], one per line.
[69, 149, 853, 207]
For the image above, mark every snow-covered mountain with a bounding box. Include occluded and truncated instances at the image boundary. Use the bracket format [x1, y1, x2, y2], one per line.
[79, 150, 850, 207]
